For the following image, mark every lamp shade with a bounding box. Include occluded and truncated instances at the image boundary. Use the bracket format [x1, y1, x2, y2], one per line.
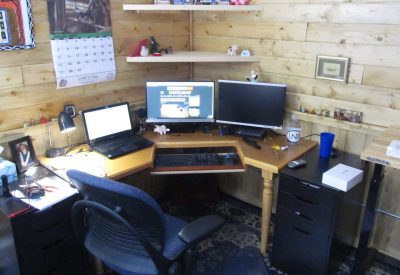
[58, 111, 76, 133]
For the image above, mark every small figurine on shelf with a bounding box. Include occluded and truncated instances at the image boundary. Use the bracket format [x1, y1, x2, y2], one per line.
[227, 44, 239, 56]
[246, 70, 258, 82]
[163, 47, 173, 54]
[140, 45, 149, 57]
[149, 36, 161, 56]
[240, 49, 251, 57]
[229, 0, 250, 5]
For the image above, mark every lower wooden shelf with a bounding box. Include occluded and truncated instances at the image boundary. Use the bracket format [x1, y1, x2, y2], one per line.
[126, 51, 260, 63]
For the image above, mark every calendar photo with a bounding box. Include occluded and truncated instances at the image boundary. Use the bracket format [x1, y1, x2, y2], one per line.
[47, 0, 111, 35]
[47, 0, 116, 89]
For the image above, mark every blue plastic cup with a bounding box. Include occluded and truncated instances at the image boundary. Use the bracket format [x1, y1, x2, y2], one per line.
[320, 132, 335, 158]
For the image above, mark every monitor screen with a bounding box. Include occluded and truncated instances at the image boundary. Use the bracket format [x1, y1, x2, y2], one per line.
[82, 102, 133, 142]
[217, 80, 286, 129]
[146, 81, 214, 123]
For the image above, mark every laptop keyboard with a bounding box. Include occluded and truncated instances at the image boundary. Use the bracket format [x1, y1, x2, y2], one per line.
[93, 135, 153, 158]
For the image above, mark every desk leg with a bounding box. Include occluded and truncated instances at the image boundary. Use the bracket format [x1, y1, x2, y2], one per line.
[353, 163, 384, 274]
[260, 170, 275, 255]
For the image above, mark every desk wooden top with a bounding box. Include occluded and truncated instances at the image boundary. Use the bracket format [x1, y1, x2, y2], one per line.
[361, 126, 400, 169]
[39, 131, 317, 180]
[145, 131, 316, 173]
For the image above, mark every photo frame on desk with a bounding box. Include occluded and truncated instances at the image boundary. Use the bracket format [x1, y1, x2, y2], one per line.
[315, 55, 350, 83]
[9, 135, 38, 173]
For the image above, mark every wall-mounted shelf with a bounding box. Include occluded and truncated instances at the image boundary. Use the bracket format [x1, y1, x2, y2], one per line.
[127, 51, 260, 63]
[123, 4, 264, 12]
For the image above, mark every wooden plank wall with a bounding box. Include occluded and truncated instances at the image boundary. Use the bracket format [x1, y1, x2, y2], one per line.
[0, 0, 190, 134]
[192, 1, 400, 259]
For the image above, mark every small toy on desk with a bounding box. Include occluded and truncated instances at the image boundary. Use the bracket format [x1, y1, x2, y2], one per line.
[246, 70, 258, 82]
[154, 125, 170, 135]
[272, 145, 288, 151]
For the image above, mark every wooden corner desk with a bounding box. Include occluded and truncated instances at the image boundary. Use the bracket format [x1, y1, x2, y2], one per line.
[39, 131, 316, 255]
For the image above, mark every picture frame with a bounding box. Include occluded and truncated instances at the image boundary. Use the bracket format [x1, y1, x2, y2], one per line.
[0, 0, 35, 51]
[315, 56, 350, 83]
[8, 135, 38, 173]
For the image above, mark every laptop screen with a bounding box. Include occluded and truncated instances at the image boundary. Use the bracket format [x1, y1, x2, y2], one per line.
[82, 103, 133, 142]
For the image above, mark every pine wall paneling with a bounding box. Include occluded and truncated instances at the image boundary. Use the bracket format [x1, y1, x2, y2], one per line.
[1, 0, 400, 260]
[0, 0, 190, 134]
[193, 1, 400, 258]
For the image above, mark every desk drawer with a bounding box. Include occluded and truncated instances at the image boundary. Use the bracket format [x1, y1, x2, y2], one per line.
[278, 190, 334, 226]
[279, 174, 336, 209]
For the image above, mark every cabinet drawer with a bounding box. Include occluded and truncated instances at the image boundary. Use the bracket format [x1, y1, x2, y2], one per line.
[275, 205, 333, 238]
[272, 212, 331, 275]
[278, 190, 335, 226]
[279, 174, 336, 209]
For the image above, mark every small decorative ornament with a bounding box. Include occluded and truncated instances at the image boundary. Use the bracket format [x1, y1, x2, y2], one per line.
[240, 49, 251, 57]
[229, 0, 250, 4]
[227, 44, 239, 56]
[246, 70, 258, 82]
[140, 45, 149, 57]
[154, 125, 170, 135]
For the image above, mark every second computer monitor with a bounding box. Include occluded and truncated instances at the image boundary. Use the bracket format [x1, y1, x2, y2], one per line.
[217, 80, 287, 130]
[146, 81, 214, 123]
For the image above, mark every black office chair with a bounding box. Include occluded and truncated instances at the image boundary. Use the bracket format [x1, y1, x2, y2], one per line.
[67, 169, 224, 275]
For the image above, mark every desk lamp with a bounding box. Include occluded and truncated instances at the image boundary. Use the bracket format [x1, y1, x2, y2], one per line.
[45, 112, 76, 158]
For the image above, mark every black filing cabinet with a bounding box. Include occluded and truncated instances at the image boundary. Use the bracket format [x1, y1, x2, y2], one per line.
[0, 192, 86, 275]
[271, 147, 366, 275]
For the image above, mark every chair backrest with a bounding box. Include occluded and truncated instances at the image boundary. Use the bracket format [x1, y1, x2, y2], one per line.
[67, 169, 167, 273]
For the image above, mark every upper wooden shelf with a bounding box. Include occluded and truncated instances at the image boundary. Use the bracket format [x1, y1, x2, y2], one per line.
[126, 51, 260, 63]
[123, 4, 264, 12]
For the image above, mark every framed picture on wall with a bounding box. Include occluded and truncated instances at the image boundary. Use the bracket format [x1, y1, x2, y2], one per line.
[8, 136, 38, 173]
[0, 0, 35, 50]
[315, 56, 350, 83]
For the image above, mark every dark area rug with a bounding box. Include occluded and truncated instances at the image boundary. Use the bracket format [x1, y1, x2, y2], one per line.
[159, 192, 400, 275]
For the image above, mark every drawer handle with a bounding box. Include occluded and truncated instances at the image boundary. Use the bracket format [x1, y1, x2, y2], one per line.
[294, 210, 312, 221]
[299, 181, 320, 189]
[294, 195, 317, 206]
[293, 226, 311, 236]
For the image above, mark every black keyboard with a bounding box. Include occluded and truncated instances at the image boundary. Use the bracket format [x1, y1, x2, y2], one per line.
[155, 153, 221, 167]
[235, 127, 266, 139]
[93, 135, 154, 159]
[98, 136, 135, 150]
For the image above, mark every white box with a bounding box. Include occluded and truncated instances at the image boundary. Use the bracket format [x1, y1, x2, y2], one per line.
[386, 140, 400, 159]
[322, 163, 363, 192]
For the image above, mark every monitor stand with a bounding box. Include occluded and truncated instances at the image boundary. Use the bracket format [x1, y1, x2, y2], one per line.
[234, 127, 267, 140]
[167, 123, 197, 134]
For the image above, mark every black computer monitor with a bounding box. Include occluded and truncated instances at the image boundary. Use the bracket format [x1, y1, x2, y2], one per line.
[217, 80, 286, 130]
[146, 81, 214, 123]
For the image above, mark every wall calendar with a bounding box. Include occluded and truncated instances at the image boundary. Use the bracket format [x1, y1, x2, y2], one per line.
[47, 0, 116, 89]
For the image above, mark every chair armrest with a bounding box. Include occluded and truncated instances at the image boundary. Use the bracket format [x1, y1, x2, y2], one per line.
[178, 215, 224, 245]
